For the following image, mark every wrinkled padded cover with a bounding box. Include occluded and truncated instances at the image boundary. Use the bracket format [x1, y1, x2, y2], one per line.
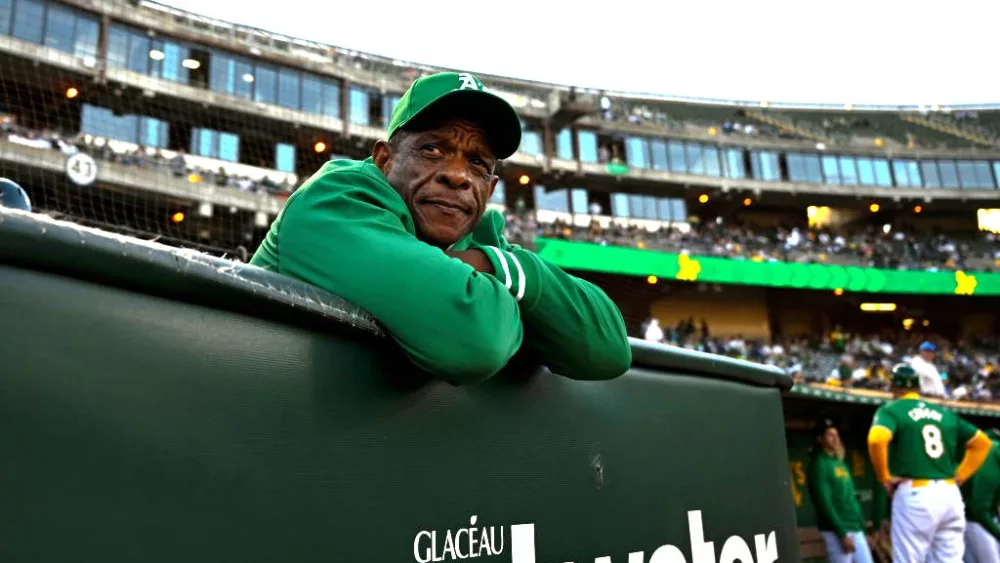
[0, 211, 799, 562]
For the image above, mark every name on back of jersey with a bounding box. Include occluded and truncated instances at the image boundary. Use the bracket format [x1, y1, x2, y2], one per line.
[908, 405, 943, 423]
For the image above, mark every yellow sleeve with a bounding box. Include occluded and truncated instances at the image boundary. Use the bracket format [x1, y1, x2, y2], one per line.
[868, 425, 894, 483]
[956, 431, 993, 484]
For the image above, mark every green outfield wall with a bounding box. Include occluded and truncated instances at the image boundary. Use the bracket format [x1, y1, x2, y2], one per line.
[0, 211, 799, 563]
[534, 238, 994, 295]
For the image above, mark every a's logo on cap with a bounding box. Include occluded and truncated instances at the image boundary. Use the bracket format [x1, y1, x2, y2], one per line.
[457, 72, 488, 92]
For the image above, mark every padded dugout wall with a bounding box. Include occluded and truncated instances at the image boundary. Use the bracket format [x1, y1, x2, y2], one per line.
[0, 210, 799, 563]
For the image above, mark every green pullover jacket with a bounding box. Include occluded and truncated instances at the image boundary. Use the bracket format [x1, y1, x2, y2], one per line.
[251, 157, 631, 384]
[806, 449, 866, 537]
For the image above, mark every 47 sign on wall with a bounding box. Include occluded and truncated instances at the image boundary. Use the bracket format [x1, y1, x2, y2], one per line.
[65, 152, 98, 187]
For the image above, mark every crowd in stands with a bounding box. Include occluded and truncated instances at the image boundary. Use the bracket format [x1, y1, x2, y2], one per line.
[600, 101, 792, 141]
[1, 116, 298, 197]
[503, 210, 1000, 273]
[598, 96, 1000, 151]
[641, 316, 819, 382]
[641, 318, 1000, 403]
[814, 332, 1000, 401]
[6, 112, 998, 275]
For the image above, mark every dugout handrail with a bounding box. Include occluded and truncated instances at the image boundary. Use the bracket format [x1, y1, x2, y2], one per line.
[0, 208, 791, 389]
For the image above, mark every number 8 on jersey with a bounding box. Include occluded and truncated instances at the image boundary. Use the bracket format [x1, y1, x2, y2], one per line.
[923, 424, 945, 459]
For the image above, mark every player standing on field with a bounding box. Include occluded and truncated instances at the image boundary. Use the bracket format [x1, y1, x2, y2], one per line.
[867, 363, 993, 563]
[961, 430, 1000, 563]
[807, 419, 875, 563]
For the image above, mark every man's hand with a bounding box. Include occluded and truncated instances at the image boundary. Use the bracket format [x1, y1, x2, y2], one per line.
[875, 521, 891, 548]
[840, 535, 856, 553]
[882, 476, 903, 496]
[445, 249, 494, 275]
[869, 523, 890, 560]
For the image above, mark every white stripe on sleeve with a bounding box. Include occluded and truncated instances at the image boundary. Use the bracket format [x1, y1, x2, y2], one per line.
[506, 250, 526, 302]
[483, 246, 512, 290]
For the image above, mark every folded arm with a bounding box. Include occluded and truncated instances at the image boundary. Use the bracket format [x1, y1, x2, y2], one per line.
[473, 244, 631, 379]
[466, 211, 631, 380]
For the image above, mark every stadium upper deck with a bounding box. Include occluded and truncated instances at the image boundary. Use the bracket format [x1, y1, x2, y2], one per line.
[2, 0, 1000, 256]
[5, 0, 1000, 193]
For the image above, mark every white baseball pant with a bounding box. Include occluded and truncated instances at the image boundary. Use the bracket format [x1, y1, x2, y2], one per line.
[964, 521, 1000, 563]
[892, 479, 966, 563]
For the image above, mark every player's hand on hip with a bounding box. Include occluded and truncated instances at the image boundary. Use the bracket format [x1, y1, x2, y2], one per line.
[872, 522, 890, 545]
[883, 476, 903, 495]
[840, 535, 856, 553]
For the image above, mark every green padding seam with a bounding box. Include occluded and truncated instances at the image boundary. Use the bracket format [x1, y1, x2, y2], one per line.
[534, 238, 995, 296]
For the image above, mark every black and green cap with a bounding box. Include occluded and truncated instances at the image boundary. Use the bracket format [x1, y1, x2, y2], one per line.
[386, 72, 522, 159]
[891, 363, 919, 389]
[813, 418, 837, 438]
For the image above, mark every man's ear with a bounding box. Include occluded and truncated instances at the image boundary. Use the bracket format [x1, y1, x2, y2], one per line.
[372, 140, 392, 175]
[485, 175, 499, 201]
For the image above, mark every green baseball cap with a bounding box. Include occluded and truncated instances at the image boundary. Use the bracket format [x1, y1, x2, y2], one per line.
[891, 363, 919, 389]
[386, 72, 522, 159]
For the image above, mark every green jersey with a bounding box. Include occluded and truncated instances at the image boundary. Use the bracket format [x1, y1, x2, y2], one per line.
[806, 450, 865, 536]
[871, 397, 979, 480]
[250, 158, 631, 384]
[961, 443, 1000, 540]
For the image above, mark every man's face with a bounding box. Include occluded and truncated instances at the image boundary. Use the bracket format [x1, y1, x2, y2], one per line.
[375, 117, 498, 248]
[921, 350, 935, 362]
[819, 427, 841, 452]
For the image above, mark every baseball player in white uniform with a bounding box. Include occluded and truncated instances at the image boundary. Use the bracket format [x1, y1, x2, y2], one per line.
[868, 364, 993, 562]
